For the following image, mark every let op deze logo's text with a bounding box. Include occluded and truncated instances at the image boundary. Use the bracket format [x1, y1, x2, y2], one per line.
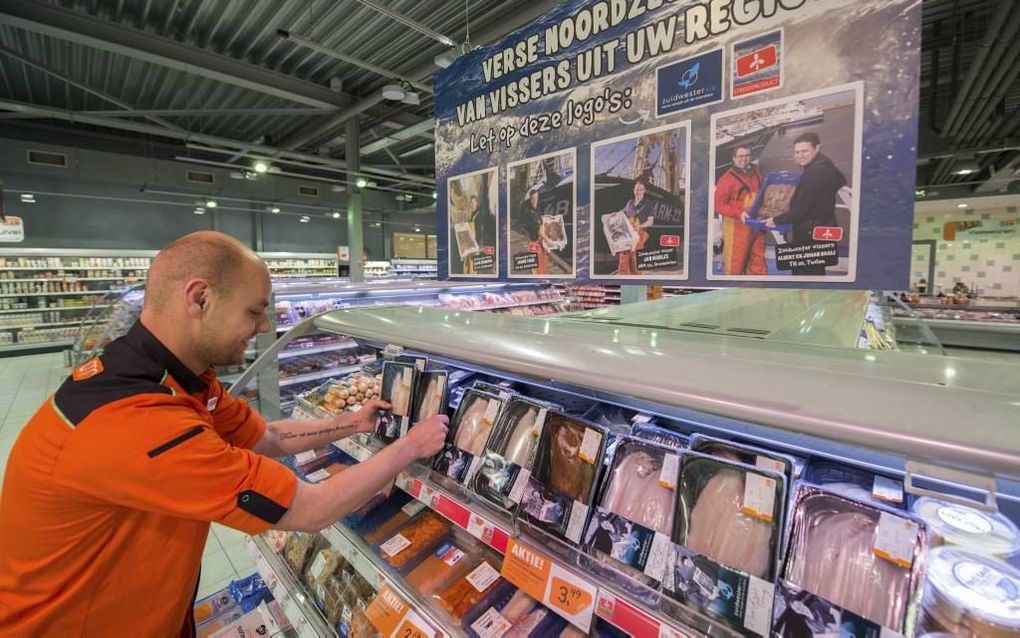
[656, 48, 724, 117]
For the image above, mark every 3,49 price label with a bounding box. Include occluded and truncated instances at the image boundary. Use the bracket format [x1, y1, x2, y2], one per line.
[501, 538, 598, 632]
[550, 576, 594, 616]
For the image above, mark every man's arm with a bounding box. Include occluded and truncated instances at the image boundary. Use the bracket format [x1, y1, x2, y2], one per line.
[252, 399, 389, 458]
[276, 414, 449, 532]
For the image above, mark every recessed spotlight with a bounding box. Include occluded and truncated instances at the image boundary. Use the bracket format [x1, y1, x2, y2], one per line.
[414, 226, 421, 233]
[957, 203, 968, 209]
[356, 177, 368, 189]
[194, 208, 206, 215]
[432, 191, 437, 200]
[270, 206, 281, 213]
[253, 161, 268, 174]
[299, 215, 310, 223]
[372, 222, 381, 228]
[206, 200, 217, 208]
[19, 193, 35, 203]
[331, 211, 341, 219]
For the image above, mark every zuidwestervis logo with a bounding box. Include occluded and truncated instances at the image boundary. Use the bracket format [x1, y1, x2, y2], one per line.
[656, 48, 724, 117]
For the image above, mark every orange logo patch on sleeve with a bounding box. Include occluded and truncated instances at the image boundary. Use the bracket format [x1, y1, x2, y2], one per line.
[73, 357, 104, 381]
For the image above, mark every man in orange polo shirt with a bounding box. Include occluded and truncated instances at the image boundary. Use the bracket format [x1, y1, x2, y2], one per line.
[0, 231, 448, 637]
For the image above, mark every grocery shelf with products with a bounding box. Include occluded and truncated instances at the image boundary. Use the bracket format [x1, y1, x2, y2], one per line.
[389, 259, 438, 279]
[889, 297, 1020, 352]
[0, 249, 153, 355]
[567, 284, 620, 309]
[363, 261, 392, 279]
[232, 289, 1020, 638]
[262, 253, 339, 279]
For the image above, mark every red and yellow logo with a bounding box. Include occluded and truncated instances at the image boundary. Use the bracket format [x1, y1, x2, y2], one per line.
[73, 357, 104, 381]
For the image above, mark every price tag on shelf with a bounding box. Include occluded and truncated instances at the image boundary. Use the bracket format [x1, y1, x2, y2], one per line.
[501, 538, 597, 632]
[873, 512, 919, 569]
[364, 586, 434, 638]
[466, 512, 495, 544]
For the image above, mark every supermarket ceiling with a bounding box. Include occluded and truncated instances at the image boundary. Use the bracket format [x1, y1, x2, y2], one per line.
[0, 0, 1018, 201]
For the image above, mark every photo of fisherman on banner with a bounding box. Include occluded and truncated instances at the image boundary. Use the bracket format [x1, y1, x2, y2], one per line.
[447, 167, 499, 278]
[708, 83, 862, 281]
[590, 122, 691, 279]
[507, 149, 576, 278]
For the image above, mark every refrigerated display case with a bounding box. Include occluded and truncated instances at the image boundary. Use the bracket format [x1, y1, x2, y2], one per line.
[229, 289, 1020, 637]
[889, 298, 1020, 352]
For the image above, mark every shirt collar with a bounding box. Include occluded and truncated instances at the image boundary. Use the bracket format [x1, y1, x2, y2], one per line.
[123, 321, 209, 394]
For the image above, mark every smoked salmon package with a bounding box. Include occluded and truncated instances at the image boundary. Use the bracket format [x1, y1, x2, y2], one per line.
[434, 388, 506, 484]
[471, 397, 560, 511]
[376, 360, 419, 441]
[631, 422, 688, 451]
[516, 412, 607, 546]
[409, 369, 449, 425]
[774, 484, 928, 637]
[372, 509, 451, 574]
[582, 436, 679, 583]
[433, 551, 506, 623]
[404, 531, 480, 596]
[660, 451, 787, 637]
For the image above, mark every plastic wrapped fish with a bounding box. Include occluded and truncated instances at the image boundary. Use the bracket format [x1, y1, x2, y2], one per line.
[600, 437, 676, 534]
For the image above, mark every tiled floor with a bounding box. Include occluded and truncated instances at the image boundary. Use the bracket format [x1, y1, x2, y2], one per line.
[0, 352, 256, 602]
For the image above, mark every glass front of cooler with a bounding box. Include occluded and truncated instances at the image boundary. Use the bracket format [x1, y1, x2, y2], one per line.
[230, 301, 1020, 638]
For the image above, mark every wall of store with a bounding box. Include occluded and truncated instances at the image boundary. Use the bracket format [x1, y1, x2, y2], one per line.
[0, 137, 435, 258]
[912, 196, 1020, 297]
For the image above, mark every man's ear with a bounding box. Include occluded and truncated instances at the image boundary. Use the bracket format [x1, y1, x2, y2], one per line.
[182, 278, 210, 318]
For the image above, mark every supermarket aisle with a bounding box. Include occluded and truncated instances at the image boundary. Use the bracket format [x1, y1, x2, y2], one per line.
[0, 353, 255, 600]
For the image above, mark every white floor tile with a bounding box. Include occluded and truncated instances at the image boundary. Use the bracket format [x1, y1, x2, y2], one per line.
[223, 543, 255, 576]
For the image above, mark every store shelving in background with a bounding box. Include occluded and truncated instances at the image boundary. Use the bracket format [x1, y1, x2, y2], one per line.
[0, 249, 153, 355]
[568, 284, 621, 309]
[261, 253, 339, 279]
[389, 258, 437, 279]
[362, 261, 392, 279]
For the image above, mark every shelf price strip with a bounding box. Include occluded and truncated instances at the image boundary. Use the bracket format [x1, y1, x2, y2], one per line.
[500, 537, 598, 633]
[595, 591, 694, 638]
[364, 586, 437, 638]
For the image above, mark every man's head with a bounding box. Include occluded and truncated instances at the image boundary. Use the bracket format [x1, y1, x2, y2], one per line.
[633, 178, 648, 202]
[793, 132, 821, 167]
[528, 189, 539, 207]
[141, 231, 271, 371]
[469, 195, 479, 211]
[732, 145, 752, 170]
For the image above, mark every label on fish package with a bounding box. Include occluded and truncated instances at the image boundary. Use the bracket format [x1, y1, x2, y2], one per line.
[659, 454, 680, 489]
[741, 473, 776, 522]
[508, 468, 532, 504]
[565, 500, 590, 544]
[379, 533, 411, 558]
[872, 476, 904, 504]
[578, 428, 602, 465]
[873, 511, 918, 569]
[584, 507, 664, 580]
[466, 560, 501, 592]
[470, 607, 512, 638]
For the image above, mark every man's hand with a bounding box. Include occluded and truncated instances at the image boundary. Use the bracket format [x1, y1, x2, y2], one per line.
[349, 399, 391, 434]
[402, 415, 449, 459]
[764, 217, 777, 229]
[740, 211, 749, 224]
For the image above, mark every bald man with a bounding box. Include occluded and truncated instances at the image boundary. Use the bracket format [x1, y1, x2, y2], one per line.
[0, 231, 448, 637]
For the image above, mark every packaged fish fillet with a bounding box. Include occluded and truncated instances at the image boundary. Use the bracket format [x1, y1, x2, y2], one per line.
[689, 434, 794, 484]
[373, 509, 450, 573]
[461, 584, 540, 638]
[377, 360, 417, 441]
[405, 535, 477, 596]
[519, 413, 607, 545]
[472, 397, 557, 510]
[342, 488, 409, 532]
[805, 459, 904, 509]
[783, 484, 926, 632]
[410, 370, 449, 424]
[912, 496, 1020, 558]
[435, 553, 505, 621]
[360, 500, 428, 546]
[675, 452, 786, 581]
[919, 546, 1020, 636]
[434, 389, 505, 484]
[631, 422, 687, 450]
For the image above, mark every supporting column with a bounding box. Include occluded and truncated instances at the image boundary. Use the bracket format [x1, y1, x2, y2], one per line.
[382, 213, 392, 260]
[253, 208, 264, 251]
[346, 118, 364, 283]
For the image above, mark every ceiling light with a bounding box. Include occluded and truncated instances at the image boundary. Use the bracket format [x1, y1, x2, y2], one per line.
[373, 222, 382, 227]
[19, 193, 35, 203]
[194, 208, 206, 215]
[432, 191, 437, 200]
[414, 226, 421, 232]
[253, 161, 268, 174]
[953, 158, 981, 175]
[367, 180, 377, 188]
[299, 215, 310, 223]
[331, 211, 341, 219]
[957, 203, 968, 209]
[270, 206, 281, 213]
[434, 51, 456, 69]
[382, 84, 406, 101]
[330, 184, 346, 193]
[402, 92, 421, 106]
[205, 200, 217, 208]
[356, 177, 368, 189]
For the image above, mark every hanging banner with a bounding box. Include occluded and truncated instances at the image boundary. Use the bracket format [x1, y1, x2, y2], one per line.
[434, 0, 920, 288]
[0, 216, 25, 243]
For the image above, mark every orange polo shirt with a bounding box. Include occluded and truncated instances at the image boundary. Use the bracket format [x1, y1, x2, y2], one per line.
[0, 322, 298, 637]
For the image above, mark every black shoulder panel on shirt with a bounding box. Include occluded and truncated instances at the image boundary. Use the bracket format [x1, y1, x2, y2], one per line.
[53, 339, 172, 426]
[237, 490, 288, 524]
